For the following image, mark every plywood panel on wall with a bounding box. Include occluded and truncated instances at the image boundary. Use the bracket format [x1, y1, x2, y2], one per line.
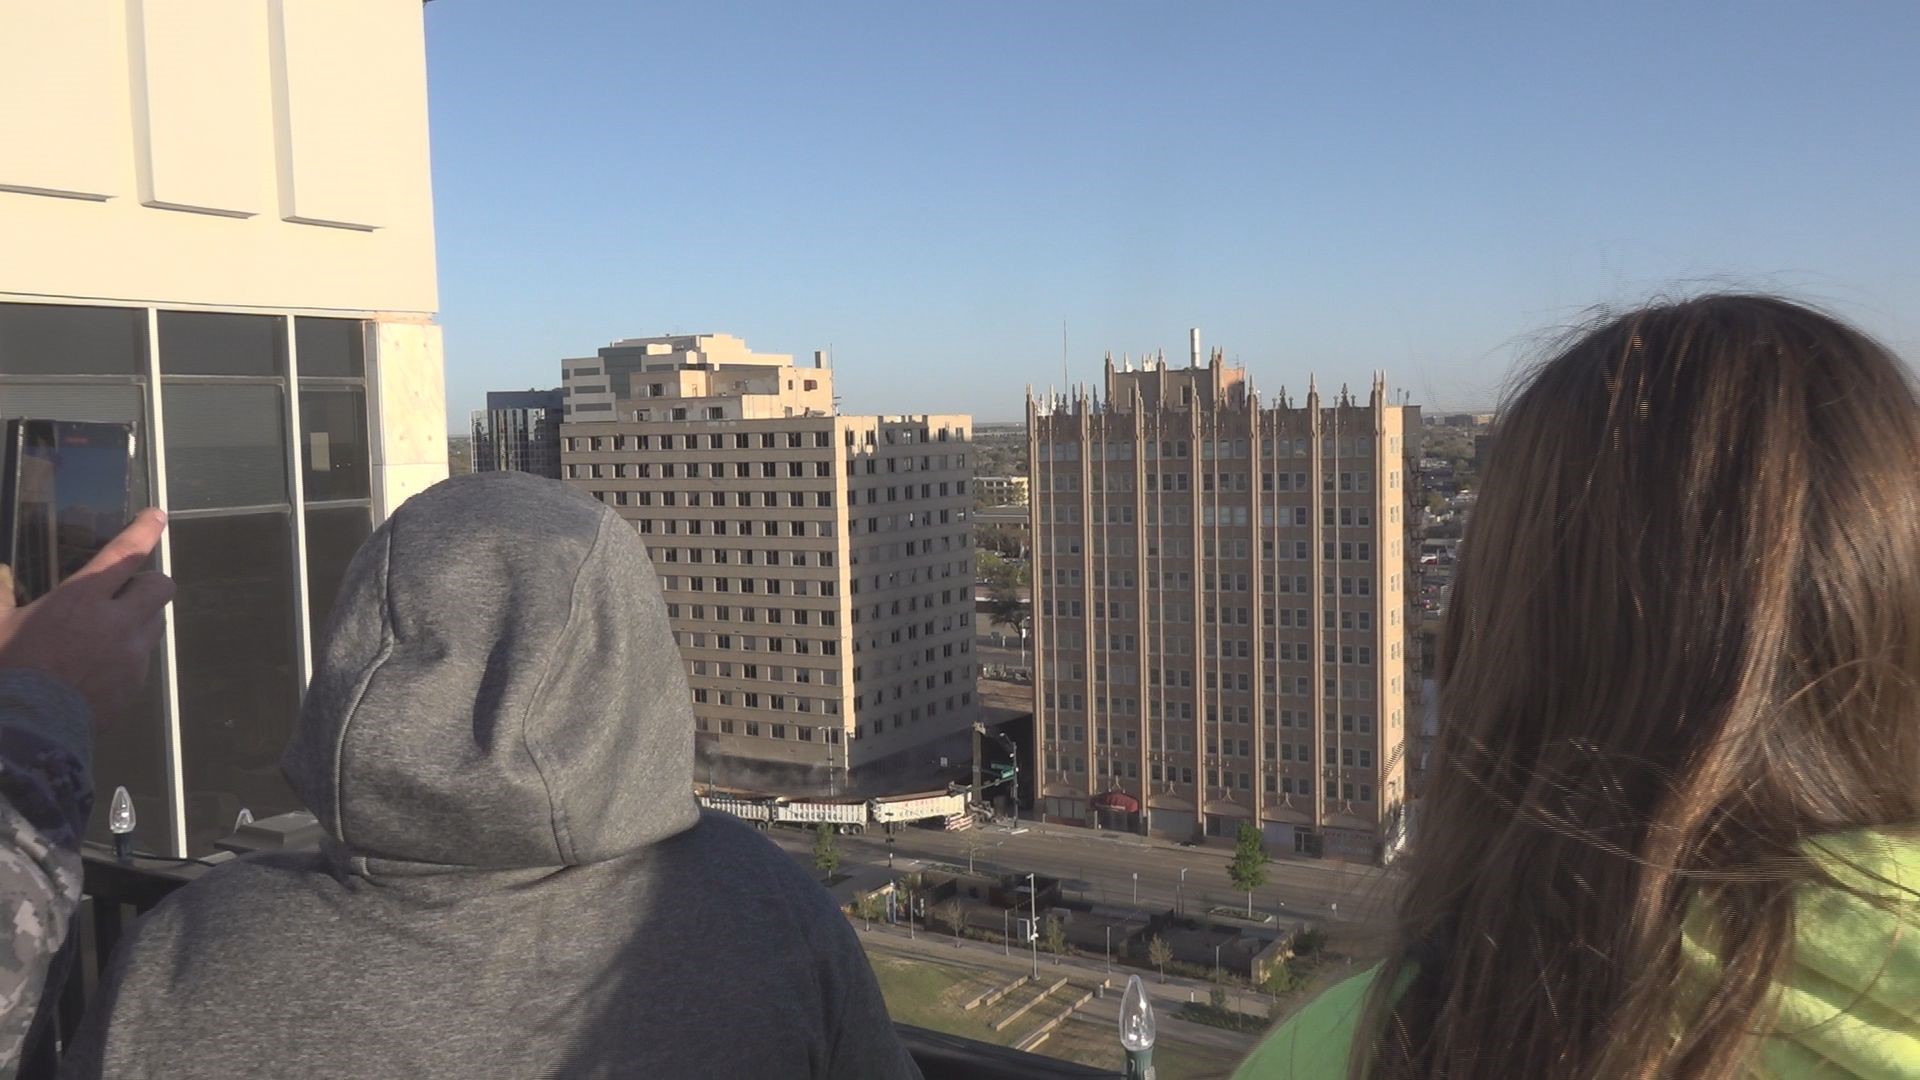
[130, 0, 273, 217]
[0, 1, 128, 199]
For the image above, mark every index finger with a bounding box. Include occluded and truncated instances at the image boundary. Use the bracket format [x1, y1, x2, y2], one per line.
[64, 509, 168, 593]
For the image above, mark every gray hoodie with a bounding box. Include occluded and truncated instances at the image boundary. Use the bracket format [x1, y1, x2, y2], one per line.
[63, 473, 920, 1079]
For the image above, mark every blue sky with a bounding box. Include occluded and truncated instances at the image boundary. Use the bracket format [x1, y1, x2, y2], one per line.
[425, 1, 1919, 424]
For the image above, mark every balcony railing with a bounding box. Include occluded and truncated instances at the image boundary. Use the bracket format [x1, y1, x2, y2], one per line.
[21, 840, 1116, 1080]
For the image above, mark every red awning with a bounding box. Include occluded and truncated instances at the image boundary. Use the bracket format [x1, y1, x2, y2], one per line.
[1091, 790, 1141, 814]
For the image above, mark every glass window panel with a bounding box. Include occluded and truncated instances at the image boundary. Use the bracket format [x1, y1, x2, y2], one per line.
[294, 317, 365, 377]
[162, 385, 289, 510]
[171, 511, 302, 855]
[0, 303, 144, 375]
[157, 311, 285, 377]
[0, 383, 152, 508]
[86, 645, 170, 850]
[304, 504, 372, 645]
[298, 387, 369, 501]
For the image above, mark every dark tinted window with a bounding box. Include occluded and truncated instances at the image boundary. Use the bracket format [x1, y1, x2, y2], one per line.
[86, 653, 170, 848]
[0, 303, 145, 375]
[294, 317, 365, 377]
[162, 385, 289, 510]
[299, 387, 370, 501]
[157, 311, 285, 377]
[305, 504, 372, 646]
[170, 511, 302, 854]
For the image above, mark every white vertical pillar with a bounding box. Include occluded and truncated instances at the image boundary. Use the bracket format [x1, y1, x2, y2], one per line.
[144, 307, 188, 857]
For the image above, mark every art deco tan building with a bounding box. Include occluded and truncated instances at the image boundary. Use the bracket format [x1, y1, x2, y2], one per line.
[1030, 334, 1420, 862]
[559, 335, 978, 781]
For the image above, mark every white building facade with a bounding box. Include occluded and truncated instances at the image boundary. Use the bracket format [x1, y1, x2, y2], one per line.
[0, 0, 447, 853]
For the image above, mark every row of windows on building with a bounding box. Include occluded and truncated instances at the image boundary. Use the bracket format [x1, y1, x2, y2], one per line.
[852, 641, 973, 682]
[865, 614, 971, 647]
[1043, 522, 1406, 554]
[572, 460, 833, 480]
[601, 489, 837, 509]
[852, 664, 973, 707]
[854, 509, 968, 533]
[848, 481, 968, 504]
[697, 717, 841, 745]
[569, 430, 834, 452]
[634, 517, 835, 538]
[1039, 536, 1394, 576]
[848, 540, 971, 573]
[657, 548, 835, 568]
[1037, 435, 1399, 462]
[1042, 574, 1399, 610]
[848, 453, 969, 476]
[1049, 755, 1377, 804]
[695, 653, 837, 684]
[1044, 672, 1405, 714]
[1047, 708, 1394, 745]
[1044, 674, 1404, 712]
[1042, 468, 1390, 496]
[861, 692, 974, 736]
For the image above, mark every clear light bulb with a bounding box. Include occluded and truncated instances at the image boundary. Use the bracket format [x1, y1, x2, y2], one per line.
[234, 808, 254, 831]
[108, 786, 136, 835]
[1119, 974, 1156, 1051]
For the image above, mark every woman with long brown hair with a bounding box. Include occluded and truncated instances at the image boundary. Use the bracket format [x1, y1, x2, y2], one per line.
[1237, 295, 1920, 1079]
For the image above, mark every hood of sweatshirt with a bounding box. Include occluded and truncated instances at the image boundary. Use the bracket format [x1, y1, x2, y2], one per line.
[281, 472, 699, 872]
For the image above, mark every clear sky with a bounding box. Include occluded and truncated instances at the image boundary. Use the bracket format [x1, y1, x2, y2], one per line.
[424, 1, 1919, 424]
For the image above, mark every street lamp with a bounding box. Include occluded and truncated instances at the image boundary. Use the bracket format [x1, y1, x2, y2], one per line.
[1177, 867, 1187, 916]
[1131, 871, 1138, 906]
[1027, 872, 1040, 979]
[1105, 925, 1112, 975]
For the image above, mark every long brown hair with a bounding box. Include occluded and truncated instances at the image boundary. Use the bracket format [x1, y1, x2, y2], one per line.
[1358, 295, 1920, 1079]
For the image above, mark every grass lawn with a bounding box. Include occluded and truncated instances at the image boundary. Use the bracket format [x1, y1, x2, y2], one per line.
[868, 952, 1014, 1046]
[868, 947, 1251, 1078]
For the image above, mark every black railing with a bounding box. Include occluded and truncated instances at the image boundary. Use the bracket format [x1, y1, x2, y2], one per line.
[23, 844, 1116, 1080]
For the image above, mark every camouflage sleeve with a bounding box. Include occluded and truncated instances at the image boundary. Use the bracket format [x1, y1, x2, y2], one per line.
[0, 670, 92, 1079]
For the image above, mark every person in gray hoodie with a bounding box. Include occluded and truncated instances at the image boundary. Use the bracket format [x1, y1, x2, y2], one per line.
[63, 473, 921, 1079]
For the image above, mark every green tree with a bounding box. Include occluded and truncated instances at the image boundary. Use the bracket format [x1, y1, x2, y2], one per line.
[1229, 822, 1270, 917]
[1147, 935, 1172, 982]
[985, 587, 1027, 633]
[853, 891, 884, 928]
[1292, 926, 1326, 958]
[1040, 914, 1067, 961]
[812, 822, 839, 881]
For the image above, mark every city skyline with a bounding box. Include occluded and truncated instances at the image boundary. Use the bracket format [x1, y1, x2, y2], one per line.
[425, 1, 1919, 425]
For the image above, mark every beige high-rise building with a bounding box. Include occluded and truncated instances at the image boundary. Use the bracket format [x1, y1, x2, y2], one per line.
[559, 335, 978, 783]
[1029, 335, 1420, 863]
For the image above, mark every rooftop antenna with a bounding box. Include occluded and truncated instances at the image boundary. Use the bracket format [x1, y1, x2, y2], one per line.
[1061, 320, 1069, 398]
